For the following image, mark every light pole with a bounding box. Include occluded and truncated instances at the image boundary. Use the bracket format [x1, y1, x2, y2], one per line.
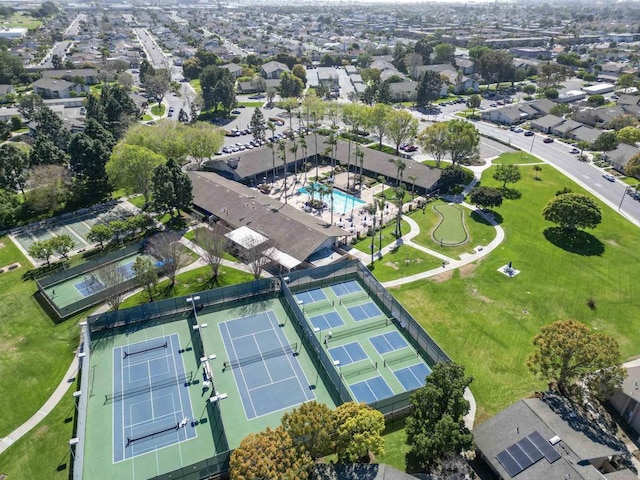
[186, 295, 201, 321]
[619, 186, 631, 211]
[529, 134, 535, 153]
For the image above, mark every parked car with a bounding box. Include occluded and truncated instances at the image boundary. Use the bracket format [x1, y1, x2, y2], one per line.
[603, 173, 615, 182]
[543, 137, 554, 143]
[231, 110, 241, 115]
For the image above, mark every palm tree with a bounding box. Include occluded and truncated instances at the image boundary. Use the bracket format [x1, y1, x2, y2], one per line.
[306, 182, 316, 205]
[532, 164, 542, 180]
[268, 121, 277, 183]
[312, 110, 320, 181]
[367, 202, 378, 264]
[298, 133, 308, 185]
[393, 185, 405, 238]
[408, 174, 418, 198]
[289, 139, 299, 179]
[325, 133, 338, 179]
[355, 146, 364, 194]
[392, 158, 407, 187]
[377, 197, 386, 252]
[327, 184, 334, 226]
[377, 175, 386, 196]
[278, 140, 288, 204]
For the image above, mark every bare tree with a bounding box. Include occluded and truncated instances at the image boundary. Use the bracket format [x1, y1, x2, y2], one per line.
[245, 238, 275, 280]
[133, 256, 158, 302]
[95, 262, 128, 311]
[196, 225, 228, 285]
[146, 231, 189, 286]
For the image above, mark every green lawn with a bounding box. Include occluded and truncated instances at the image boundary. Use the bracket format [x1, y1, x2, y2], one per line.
[432, 203, 468, 245]
[377, 420, 409, 469]
[352, 219, 410, 254]
[492, 151, 542, 165]
[0, 380, 78, 478]
[0, 237, 80, 437]
[238, 102, 264, 108]
[183, 228, 240, 262]
[408, 200, 497, 260]
[127, 195, 145, 209]
[190, 79, 202, 95]
[140, 114, 153, 121]
[391, 163, 640, 422]
[151, 104, 165, 116]
[1, 13, 42, 30]
[368, 244, 442, 282]
[120, 265, 254, 308]
[620, 176, 640, 187]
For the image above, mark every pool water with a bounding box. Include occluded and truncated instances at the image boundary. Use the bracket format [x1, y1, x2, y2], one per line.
[298, 184, 367, 214]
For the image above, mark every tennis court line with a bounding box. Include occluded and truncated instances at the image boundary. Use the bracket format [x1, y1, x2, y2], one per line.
[227, 325, 274, 342]
[246, 373, 298, 392]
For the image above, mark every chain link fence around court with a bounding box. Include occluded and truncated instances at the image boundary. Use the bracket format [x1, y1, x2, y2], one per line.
[71, 323, 91, 480]
[36, 243, 143, 320]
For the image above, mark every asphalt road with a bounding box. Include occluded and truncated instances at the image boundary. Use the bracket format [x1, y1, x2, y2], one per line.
[38, 40, 73, 69]
[465, 119, 640, 227]
[134, 28, 167, 69]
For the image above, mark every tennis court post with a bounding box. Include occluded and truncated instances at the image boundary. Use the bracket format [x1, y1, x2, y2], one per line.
[186, 295, 200, 321]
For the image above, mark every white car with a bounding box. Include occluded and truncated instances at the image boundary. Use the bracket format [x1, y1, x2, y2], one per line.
[603, 174, 615, 182]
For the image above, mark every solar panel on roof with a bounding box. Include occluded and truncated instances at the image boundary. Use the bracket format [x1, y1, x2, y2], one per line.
[496, 430, 562, 478]
[497, 450, 524, 478]
[528, 430, 561, 463]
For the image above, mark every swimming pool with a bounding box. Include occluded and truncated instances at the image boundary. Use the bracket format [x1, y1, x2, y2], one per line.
[298, 184, 367, 214]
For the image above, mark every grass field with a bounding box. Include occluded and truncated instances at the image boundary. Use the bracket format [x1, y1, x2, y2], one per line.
[0, 380, 77, 478]
[238, 101, 264, 108]
[408, 200, 497, 260]
[352, 219, 409, 254]
[189, 79, 202, 95]
[0, 238, 80, 437]
[120, 264, 254, 309]
[151, 104, 165, 116]
[369, 244, 443, 282]
[492, 151, 542, 165]
[391, 163, 640, 423]
[432, 204, 468, 245]
[1, 13, 42, 30]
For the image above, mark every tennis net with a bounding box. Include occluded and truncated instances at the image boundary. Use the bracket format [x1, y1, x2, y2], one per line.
[105, 371, 192, 404]
[384, 350, 419, 367]
[339, 292, 369, 306]
[123, 341, 167, 359]
[303, 299, 334, 314]
[126, 423, 179, 446]
[329, 318, 389, 342]
[342, 361, 377, 379]
[226, 343, 297, 369]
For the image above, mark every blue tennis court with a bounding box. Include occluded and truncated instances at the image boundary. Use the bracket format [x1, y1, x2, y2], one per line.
[393, 363, 432, 391]
[219, 310, 315, 420]
[74, 275, 106, 297]
[350, 376, 394, 404]
[115, 261, 137, 279]
[347, 302, 384, 322]
[309, 311, 345, 330]
[295, 288, 327, 304]
[370, 331, 409, 355]
[112, 334, 195, 462]
[328, 342, 368, 366]
[330, 279, 363, 297]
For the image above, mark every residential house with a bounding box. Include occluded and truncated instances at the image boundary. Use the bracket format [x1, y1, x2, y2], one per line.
[415, 64, 479, 94]
[0, 85, 15, 102]
[530, 114, 565, 133]
[551, 119, 583, 138]
[605, 144, 640, 173]
[455, 57, 475, 75]
[480, 99, 556, 126]
[611, 366, 640, 437]
[570, 126, 602, 146]
[474, 394, 635, 480]
[41, 69, 100, 85]
[221, 63, 243, 79]
[316, 67, 339, 87]
[261, 61, 290, 80]
[32, 78, 89, 99]
[574, 106, 628, 128]
[388, 82, 417, 103]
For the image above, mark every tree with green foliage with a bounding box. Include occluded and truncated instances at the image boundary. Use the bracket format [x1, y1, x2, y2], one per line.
[606, 114, 637, 131]
[537, 62, 569, 89]
[444, 119, 479, 164]
[470, 186, 503, 209]
[250, 107, 266, 144]
[616, 126, 640, 146]
[387, 110, 418, 155]
[185, 122, 224, 169]
[200, 65, 236, 112]
[393, 184, 406, 238]
[133, 256, 158, 302]
[476, 50, 515, 89]
[150, 158, 193, 217]
[281, 401, 336, 460]
[366, 103, 392, 150]
[416, 70, 443, 109]
[468, 45, 490, 63]
[292, 64, 307, 84]
[106, 144, 165, 205]
[542, 193, 602, 231]
[50, 235, 74, 260]
[123, 122, 189, 161]
[492, 164, 521, 189]
[0, 189, 19, 230]
[593, 131, 619, 158]
[405, 362, 474, 473]
[279, 72, 304, 98]
[28, 240, 55, 267]
[528, 320, 626, 399]
[467, 94, 481, 117]
[626, 153, 640, 178]
[0, 144, 29, 194]
[438, 164, 467, 193]
[0, 50, 28, 84]
[87, 224, 114, 249]
[414, 37, 433, 64]
[433, 43, 456, 65]
[144, 70, 171, 109]
[587, 94, 605, 107]
[522, 84, 536, 95]
[34, 105, 68, 149]
[417, 122, 448, 167]
[617, 73, 637, 89]
[25, 165, 71, 214]
[230, 426, 312, 480]
[334, 402, 385, 462]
